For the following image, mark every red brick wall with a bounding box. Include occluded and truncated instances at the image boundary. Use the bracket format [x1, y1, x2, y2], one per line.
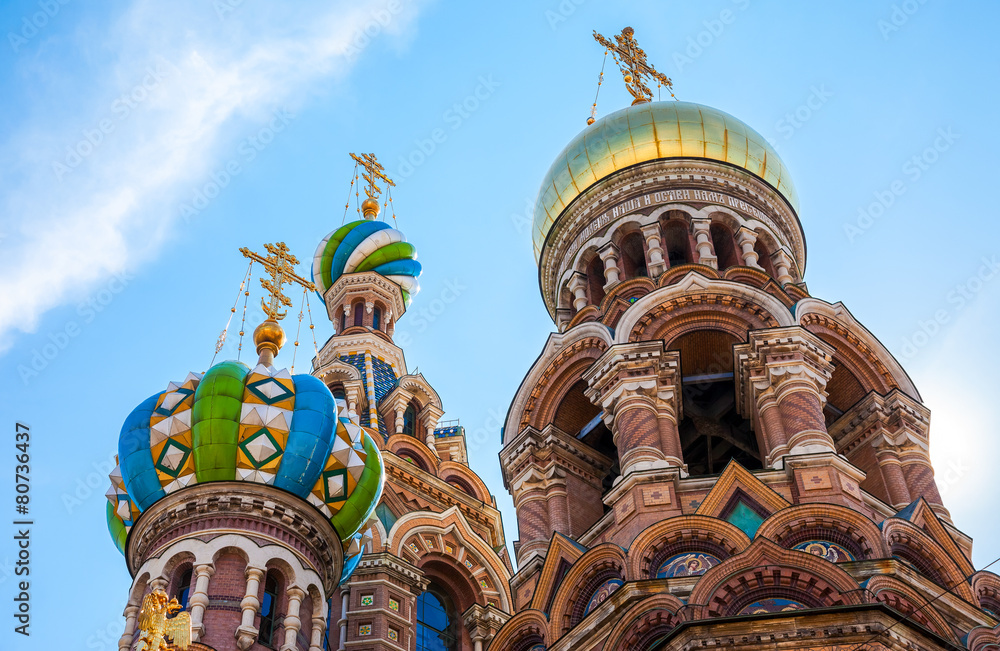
[201, 552, 247, 651]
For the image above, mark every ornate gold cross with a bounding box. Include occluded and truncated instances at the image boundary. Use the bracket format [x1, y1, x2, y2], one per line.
[593, 27, 672, 105]
[239, 242, 316, 321]
[350, 152, 395, 201]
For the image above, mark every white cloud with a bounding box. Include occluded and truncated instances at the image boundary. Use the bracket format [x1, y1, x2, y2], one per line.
[0, 0, 423, 352]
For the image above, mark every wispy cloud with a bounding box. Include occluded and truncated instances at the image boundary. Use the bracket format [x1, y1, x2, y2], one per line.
[0, 0, 423, 352]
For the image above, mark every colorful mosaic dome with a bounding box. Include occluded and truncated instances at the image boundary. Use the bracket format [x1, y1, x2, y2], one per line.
[312, 220, 421, 304]
[106, 360, 384, 556]
[532, 101, 799, 261]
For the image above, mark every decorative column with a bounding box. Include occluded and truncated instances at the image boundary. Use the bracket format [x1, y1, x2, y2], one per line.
[394, 403, 406, 436]
[735, 227, 761, 269]
[188, 563, 215, 642]
[236, 566, 264, 651]
[692, 217, 717, 268]
[308, 597, 327, 651]
[463, 603, 510, 651]
[641, 223, 667, 277]
[598, 242, 622, 288]
[510, 464, 554, 564]
[118, 597, 141, 651]
[873, 440, 912, 509]
[280, 586, 306, 651]
[735, 327, 835, 461]
[772, 248, 795, 284]
[419, 403, 445, 456]
[585, 342, 684, 476]
[338, 588, 349, 651]
[568, 272, 589, 311]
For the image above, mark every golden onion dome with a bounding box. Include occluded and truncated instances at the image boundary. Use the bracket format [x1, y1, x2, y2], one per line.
[532, 101, 799, 261]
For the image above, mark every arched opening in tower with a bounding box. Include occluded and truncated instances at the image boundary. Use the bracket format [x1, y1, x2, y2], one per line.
[670, 330, 762, 476]
[557, 379, 620, 503]
[754, 239, 777, 278]
[710, 222, 740, 271]
[586, 256, 606, 306]
[662, 217, 693, 268]
[619, 231, 648, 279]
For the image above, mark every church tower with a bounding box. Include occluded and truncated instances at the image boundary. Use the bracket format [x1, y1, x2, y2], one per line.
[309, 155, 513, 651]
[494, 27, 999, 651]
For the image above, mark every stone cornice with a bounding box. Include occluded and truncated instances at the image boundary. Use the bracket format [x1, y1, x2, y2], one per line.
[314, 330, 407, 376]
[126, 482, 343, 592]
[583, 341, 682, 426]
[353, 551, 427, 590]
[734, 325, 836, 415]
[830, 389, 932, 457]
[501, 424, 613, 491]
[322, 270, 406, 323]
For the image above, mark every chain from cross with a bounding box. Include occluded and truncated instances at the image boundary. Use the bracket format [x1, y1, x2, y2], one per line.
[593, 26, 672, 104]
[349, 152, 395, 201]
[239, 242, 316, 321]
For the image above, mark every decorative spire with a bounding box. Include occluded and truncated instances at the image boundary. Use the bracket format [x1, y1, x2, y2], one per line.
[349, 152, 395, 220]
[592, 26, 673, 105]
[239, 241, 316, 365]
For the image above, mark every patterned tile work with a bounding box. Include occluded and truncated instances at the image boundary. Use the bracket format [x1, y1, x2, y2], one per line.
[434, 425, 464, 438]
[370, 356, 398, 401]
[358, 624, 371, 636]
[389, 597, 399, 612]
[388, 628, 399, 642]
[337, 353, 370, 426]
[361, 594, 373, 606]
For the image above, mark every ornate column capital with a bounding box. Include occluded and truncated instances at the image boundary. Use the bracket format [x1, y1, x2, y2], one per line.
[735, 326, 835, 412]
[583, 341, 682, 427]
[735, 226, 761, 269]
[462, 603, 511, 648]
[598, 241, 622, 288]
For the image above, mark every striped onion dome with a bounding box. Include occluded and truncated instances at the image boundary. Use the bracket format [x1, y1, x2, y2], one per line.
[312, 220, 421, 305]
[106, 360, 384, 582]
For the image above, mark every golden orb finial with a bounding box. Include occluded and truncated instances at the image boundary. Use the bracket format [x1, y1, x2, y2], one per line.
[253, 319, 286, 365]
[361, 197, 380, 219]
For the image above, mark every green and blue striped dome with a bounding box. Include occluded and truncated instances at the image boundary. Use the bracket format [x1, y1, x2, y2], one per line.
[312, 220, 421, 304]
[106, 360, 384, 571]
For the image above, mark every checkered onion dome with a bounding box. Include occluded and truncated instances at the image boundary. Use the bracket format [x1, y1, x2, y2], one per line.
[106, 360, 384, 557]
[312, 220, 421, 305]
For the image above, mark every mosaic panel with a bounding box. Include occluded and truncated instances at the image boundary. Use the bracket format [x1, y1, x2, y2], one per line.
[584, 578, 623, 616]
[360, 594, 373, 606]
[737, 598, 805, 616]
[793, 540, 855, 562]
[358, 623, 371, 636]
[656, 552, 721, 578]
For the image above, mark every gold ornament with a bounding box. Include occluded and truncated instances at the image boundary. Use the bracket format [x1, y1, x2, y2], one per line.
[349, 152, 395, 220]
[593, 26, 672, 105]
[135, 588, 192, 651]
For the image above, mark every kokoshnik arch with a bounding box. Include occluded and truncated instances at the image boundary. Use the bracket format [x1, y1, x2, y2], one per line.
[101, 25, 1000, 651]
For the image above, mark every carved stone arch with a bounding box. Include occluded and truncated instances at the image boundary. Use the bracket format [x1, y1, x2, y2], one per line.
[755, 503, 887, 561]
[160, 549, 196, 591]
[706, 207, 746, 234]
[395, 373, 443, 412]
[657, 263, 721, 287]
[490, 610, 549, 651]
[628, 515, 752, 580]
[651, 204, 698, 224]
[618, 273, 795, 344]
[385, 433, 439, 474]
[796, 298, 920, 400]
[882, 518, 972, 599]
[524, 341, 608, 433]
[548, 543, 627, 634]
[439, 461, 490, 501]
[688, 537, 863, 618]
[600, 277, 657, 328]
[390, 506, 513, 612]
[973, 571, 1000, 616]
[864, 574, 955, 641]
[969, 626, 1000, 651]
[504, 322, 613, 443]
[604, 593, 686, 651]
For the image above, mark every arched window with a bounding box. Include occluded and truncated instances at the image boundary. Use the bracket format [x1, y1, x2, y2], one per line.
[373, 306, 382, 331]
[353, 302, 364, 327]
[402, 404, 417, 437]
[662, 220, 693, 267]
[586, 256, 606, 306]
[258, 572, 280, 647]
[417, 587, 457, 651]
[710, 222, 740, 270]
[339, 310, 346, 334]
[754, 240, 777, 277]
[176, 568, 192, 609]
[618, 233, 648, 279]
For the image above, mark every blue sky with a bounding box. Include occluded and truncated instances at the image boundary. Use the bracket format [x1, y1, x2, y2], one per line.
[1, 0, 999, 648]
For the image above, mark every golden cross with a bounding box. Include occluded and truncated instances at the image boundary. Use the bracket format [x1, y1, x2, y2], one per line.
[350, 152, 395, 201]
[239, 242, 316, 321]
[593, 27, 672, 105]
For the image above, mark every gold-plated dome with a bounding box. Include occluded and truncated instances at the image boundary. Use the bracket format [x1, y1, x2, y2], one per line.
[532, 101, 799, 261]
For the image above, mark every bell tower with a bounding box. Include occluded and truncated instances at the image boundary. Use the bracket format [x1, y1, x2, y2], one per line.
[494, 26, 995, 651]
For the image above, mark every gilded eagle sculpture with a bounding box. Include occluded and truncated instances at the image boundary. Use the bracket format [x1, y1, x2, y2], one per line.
[135, 587, 192, 651]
